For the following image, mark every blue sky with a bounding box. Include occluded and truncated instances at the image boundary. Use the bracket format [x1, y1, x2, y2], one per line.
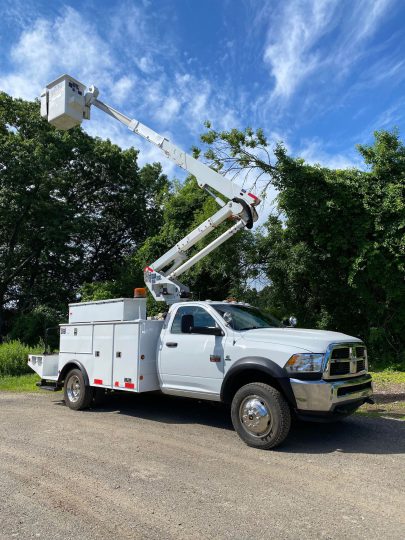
[1, 0, 405, 185]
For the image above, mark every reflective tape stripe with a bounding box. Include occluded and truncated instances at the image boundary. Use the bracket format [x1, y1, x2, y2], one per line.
[124, 382, 135, 389]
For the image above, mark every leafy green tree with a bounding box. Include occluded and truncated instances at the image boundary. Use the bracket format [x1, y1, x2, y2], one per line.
[198, 125, 405, 367]
[0, 93, 168, 340]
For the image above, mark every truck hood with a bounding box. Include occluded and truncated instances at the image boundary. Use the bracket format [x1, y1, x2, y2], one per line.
[238, 328, 362, 353]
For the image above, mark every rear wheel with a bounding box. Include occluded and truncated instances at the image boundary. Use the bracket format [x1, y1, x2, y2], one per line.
[231, 382, 291, 449]
[63, 369, 94, 411]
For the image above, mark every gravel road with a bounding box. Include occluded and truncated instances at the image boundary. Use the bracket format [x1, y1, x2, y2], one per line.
[0, 391, 404, 540]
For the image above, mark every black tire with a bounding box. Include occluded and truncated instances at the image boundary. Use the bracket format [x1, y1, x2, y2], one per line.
[231, 382, 291, 450]
[63, 368, 94, 411]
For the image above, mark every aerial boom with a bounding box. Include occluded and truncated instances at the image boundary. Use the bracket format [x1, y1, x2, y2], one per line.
[41, 74, 260, 304]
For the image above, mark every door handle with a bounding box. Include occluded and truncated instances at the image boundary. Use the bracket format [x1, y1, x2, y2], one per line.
[166, 342, 178, 348]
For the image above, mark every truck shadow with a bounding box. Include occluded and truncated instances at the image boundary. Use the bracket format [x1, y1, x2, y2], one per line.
[93, 391, 234, 431]
[282, 415, 405, 455]
[56, 391, 405, 455]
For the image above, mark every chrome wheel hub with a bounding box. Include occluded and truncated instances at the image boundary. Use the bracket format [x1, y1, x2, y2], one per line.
[240, 396, 272, 437]
[67, 375, 81, 403]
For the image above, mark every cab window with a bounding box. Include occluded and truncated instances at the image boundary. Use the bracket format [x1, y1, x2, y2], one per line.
[171, 306, 217, 334]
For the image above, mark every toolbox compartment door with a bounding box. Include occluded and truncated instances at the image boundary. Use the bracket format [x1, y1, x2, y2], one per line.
[90, 324, 114, 387]
[112, 323, 140, 391]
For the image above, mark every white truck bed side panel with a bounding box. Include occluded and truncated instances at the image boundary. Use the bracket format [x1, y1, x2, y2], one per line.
[55, 320, 162, 393]
[60, 325, 93, 354]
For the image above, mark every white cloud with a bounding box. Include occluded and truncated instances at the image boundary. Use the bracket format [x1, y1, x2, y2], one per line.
[154, 96, 181, 124]
[172, 73, 239, 133]
[262, 0, 392, 103]
[136, 56, 156, 74]
[264, 0, 336, 100]
[113, 76, 136, 104]
[299, 138, 360, 169]
[0, 7, 115, 100]
[354, 98, 405, 144]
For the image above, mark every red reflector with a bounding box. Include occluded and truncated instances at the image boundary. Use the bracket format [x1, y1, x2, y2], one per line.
[144, 266, 154, 273]
[94, 379, 103, 385]
[114, 381, 119, 387]
[210, 355, 221, 363]
[139, 375, 144, 380]
[124, 382, 135, 389]
[247, 193, 260, 204]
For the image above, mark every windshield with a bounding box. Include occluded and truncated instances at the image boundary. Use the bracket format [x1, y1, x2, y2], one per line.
[212, 304, 282, 331]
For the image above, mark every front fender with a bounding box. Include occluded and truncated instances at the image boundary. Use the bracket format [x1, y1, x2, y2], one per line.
[221, 356, 296, 407]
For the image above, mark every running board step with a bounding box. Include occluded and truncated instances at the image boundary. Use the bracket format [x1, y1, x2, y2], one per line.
[36, 380, 61, 392]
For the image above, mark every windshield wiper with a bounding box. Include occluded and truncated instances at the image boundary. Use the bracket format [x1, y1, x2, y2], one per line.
[238, 326, 265, 331]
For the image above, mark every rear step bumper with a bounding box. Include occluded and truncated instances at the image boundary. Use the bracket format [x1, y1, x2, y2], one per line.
[36, 380, 62, 392]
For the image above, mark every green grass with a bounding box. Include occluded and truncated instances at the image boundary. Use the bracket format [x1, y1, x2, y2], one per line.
[369, 370, 405, 385]
[0, 368, 404, 394]
[0, 340, 43, 376]
[0, 373, 41, 392]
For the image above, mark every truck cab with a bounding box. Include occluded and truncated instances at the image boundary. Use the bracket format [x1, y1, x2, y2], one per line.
[158, 301, 373, 418]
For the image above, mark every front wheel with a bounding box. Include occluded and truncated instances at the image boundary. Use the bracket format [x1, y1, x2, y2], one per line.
[63, 369, 94, 411]
[231, 382, 291, 449]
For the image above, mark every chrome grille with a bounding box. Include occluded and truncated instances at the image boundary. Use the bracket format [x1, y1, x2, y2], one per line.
[324, 343, 368, 379]
[330, 361, 350, 376]
[357, 358, 365, 371]
[331, 347, 350, 359]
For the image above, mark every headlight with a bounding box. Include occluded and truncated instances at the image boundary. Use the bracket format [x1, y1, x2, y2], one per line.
[285, 353, 324, 373]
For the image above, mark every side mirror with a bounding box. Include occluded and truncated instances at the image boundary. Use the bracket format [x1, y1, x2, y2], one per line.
[289, 316, 297, 327]
[191, 326, 224, 336]
[283, 316, 297, 328]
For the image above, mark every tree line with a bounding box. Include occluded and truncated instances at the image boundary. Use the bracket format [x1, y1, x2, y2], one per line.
[0, 93, 404, 368]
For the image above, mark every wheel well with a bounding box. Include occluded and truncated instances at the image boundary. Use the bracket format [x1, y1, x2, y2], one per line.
[58, 361, 89, 385]
[222, 369, 284, 404]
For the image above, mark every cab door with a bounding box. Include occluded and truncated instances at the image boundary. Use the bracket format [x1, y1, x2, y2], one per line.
[158, 305, 226, 398]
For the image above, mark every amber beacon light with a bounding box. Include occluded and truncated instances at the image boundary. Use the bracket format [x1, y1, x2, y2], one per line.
[134, 288, 147, 298]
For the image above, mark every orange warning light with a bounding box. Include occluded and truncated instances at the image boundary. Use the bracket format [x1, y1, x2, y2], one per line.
[134, 288, 147, 298]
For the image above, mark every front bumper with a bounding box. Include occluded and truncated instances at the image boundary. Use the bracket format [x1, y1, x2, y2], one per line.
[290, 374, 373, 416]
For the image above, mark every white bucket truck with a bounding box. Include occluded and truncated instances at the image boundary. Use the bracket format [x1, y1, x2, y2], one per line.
[29, 75, 373, 449]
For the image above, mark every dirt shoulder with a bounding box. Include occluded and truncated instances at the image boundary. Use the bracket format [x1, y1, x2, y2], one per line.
[358, 372, 405, 419]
